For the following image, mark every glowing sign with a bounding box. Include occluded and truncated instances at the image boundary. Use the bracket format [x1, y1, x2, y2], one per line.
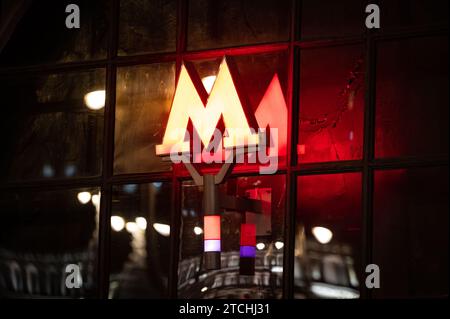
[156, 59, 260, 156]
[156, 58, 288, 158]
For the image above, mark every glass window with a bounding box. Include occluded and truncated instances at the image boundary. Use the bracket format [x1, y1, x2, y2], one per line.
[295, 173, 362, 299]
[118, 0, 176, 55]
[178, 175, 285, 299]
[298, 45, 365, 163]
[187, 0, 290, 51]
[379, 0, 449, 33]
[109, 182, 172, 298]
[0, 69, 105, 181]
[0, 0, 108, 66]
[300, 0, 366, 40]
[0, 187, 100, 298]
[373, 167, 449, 298]
[375, 36, 449, 158]
[114, 62, 175, 174]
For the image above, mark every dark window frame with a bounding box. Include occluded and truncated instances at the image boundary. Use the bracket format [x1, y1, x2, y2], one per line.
[0, 0, 448, 299]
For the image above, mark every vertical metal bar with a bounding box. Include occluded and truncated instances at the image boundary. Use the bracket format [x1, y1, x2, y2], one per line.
[97, 0, 119, 299]
[168, 0, 189, 299]
[203, 174, 217, 214]
[361, 30, 377, 300]
[176, 0, 188, 72]
[282, 0, 300, 300]
[168, 177, 181, 298]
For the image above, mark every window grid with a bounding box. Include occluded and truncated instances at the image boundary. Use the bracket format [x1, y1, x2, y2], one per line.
[0, 0, 447, 299]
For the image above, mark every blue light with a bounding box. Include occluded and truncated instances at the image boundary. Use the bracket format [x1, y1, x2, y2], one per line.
[240, 246, 256, 258]
[42, 164, 54, 178]
[204, 239, 221, 252]
[64, 164, 76, 177]
[123, 184, 138, 194]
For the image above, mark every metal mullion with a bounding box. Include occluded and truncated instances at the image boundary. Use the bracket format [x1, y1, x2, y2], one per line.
[97, 0, 120, 300]
[292, 160, 364, 172]
[0, 59, 109, 77]
[295, 165, 364, 176]
[114, 53, 177, 67]
[372, 26, 448, 42]
[167, 0, 188, 299]
[295, 37, 365, 49]
[360, 29, 377, 300]
[0, 176, 103, 192]
[282, 0, 300, 300]
[370, 156, 449, 170]
[108, 172, 173, 185]
[182, 42, 289, 60]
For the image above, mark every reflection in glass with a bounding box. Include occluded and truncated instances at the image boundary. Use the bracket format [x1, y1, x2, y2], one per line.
[114, 63, 175, 174]
[373, 167, 449, 298]
[375, 36, 448, 158]
[118, 0, 176, 55]
[298, 45, 364, 163]
[0, 69, 105, 181]
[0, 187, 100, 298]
[109, 182, 172, 299]
[0, 0, 107, 66]
[187, 0, 290, 50]
[295, 173, 361, 299]
[178, 175, 285, 299]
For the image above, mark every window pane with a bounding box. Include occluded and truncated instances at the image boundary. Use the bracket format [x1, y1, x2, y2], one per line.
[178, 175, 285, 299]
[379, 0, 449, 33]
[298, 45, 365, 163]
[0, 0, 108, 66]
[187, 0, 290, 51]
[0, 187, 100, 298]
[118, 0, 176, 55]
[0, 69, 105, 181]
[373, 167, 448, 298]
[114, 63, 175, 174]
[109, 182, 172, 298]
[295, 173, 362, 299]
[375, 36, 449, 158]
[300, 0, 366, 40]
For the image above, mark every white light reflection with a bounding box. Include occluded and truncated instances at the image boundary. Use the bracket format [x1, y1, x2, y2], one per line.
[126, 222, 139, 233]
[310, 283, 359, 299]
[271, 266, 283, 273]
[111, 216, 125, 232]
[193, 226, 203, 235]
[312, 226, 333, 244]
[256, 243, 266, 250]
[274, 241, 284, 250]
[201, 75, 216, 94]
[153, 223, 170, 237]
[77, 192, 91, 204]
[135, 217, 147, 230]
[84, 90, 105, 110]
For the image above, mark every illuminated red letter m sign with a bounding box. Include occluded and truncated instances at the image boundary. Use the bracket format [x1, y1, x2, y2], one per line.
[156, 57, 287, 175]
[156, 58, 260, 156]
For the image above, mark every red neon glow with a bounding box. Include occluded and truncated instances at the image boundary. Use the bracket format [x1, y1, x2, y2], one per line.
[254, 74, 288, 157]
[240, 223, 256, 246]
[156, 59, 259, 156]
[204, 215, 221, 240]
[297, 144, 306, 155]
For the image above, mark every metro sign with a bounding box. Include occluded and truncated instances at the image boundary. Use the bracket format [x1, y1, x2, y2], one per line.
[156, 57, 287, 173]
